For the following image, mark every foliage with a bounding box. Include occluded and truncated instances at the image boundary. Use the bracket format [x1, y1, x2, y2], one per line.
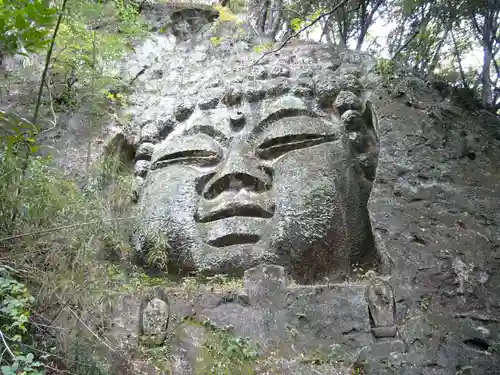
[137, 345, 172, 374]
[144, 230, 170, 272]
[210, 36, 224, 47]
[376, 58, 396, 78]
[179, 274, 244, 300]
[209, 5, 248, 49]
[0, 265, 45, 375]
[215, 5, 239, 22]
[299, 344, 352, 365]
[0, 108, 143, 331]
[69, 337, 111, 375]
[46, 0, 146, 115]
[289, 7, 326, 34]
[228, 0, 247, 14]
[351, 367, 365, 375]
[248, 0, 499, 113]
[0, 111, 46, 235]
[253, 42, 275, 53]
[104, 90, 127, 107]
[0, 0, 57, 57]
[194, 318, 260, 375]
[383, 0, 500, 111]
[0, 109, 174, 372]
[1, 353, 45, 375]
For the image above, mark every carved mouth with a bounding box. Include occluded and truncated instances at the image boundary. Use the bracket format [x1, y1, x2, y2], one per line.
[196, 202, 275, 223]
[207, 233, 261, 247]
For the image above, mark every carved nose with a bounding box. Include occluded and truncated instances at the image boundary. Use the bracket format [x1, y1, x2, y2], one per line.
[202, 153, 272, 200]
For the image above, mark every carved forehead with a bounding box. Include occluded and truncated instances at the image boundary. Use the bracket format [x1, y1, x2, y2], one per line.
[161, 94, 317, 142]
[166, 106, 233, 141]
[260, 94, 308, 115]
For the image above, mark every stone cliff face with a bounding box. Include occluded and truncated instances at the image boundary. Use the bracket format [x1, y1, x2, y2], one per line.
[368, 79, 500, 373]
[41, 2, 500, 374]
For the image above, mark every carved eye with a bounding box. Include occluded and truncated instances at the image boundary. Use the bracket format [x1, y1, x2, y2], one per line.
[257, 134, 337, 160]
[152, 150, 221, 169]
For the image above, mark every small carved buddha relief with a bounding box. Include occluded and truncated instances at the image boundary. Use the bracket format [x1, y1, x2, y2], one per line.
[366, 278, 397, 338]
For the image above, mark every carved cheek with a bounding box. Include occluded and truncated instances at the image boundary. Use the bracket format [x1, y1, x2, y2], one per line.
[270, 142, 346, 211]
[141, 167, 203, 220]
[138, 167, 204, 250]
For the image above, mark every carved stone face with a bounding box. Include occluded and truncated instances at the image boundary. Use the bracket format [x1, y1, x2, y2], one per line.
[135, 92, 378, 282]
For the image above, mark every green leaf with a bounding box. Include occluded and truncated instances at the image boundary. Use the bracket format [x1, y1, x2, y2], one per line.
[290, 17, 302, 32]
[15, 14, 28, 29]
[1, 365, 16, 375]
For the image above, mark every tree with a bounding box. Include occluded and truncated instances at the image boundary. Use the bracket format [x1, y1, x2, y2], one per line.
[322, 0, 387, 50]
[274, 0, 387, 51]
[465, 0, 500, 110]
[248, 0, 284, 40]
[384, 0, 499, 112]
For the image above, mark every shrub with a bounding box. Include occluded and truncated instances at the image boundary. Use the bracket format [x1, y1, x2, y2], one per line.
[0, 265, 44, 375]
[0, 110, 144, 372]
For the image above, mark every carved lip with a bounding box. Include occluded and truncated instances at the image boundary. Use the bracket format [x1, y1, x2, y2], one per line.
[195, 201, 275, 223]
[198, 217, 270, 247]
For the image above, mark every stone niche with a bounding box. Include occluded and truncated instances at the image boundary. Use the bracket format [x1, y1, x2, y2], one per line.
[141, 1, 219, 41]
[102, 5, 500, 374]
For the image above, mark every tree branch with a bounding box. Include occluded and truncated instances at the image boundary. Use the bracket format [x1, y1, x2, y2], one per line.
[65, 306, 115, 352]
[251, 0, 351, 66]
[470, 14, 483, 40]
[391, 9, 433, 61]
[426, 27, 450, 78]
[0, 330, 15, 360]
[357, 0, 384, 51]
[0, 216, 140, 243]
[320, 14, 334, 43]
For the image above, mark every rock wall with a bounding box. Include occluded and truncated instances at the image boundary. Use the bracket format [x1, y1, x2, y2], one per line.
[369, 79, 500, 372]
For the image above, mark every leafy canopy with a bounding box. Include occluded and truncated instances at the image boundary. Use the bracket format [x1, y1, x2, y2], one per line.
[0, 0, 57, 56]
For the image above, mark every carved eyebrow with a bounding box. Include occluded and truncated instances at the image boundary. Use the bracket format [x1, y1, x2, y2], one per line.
[251, 108, 320, 138]
[182, 124, 229, 147]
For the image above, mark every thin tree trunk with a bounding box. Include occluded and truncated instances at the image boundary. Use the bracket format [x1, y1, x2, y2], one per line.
[480, 16, 493, 108]
[451, 30, 469, 89]
[86, 30, 97, 177]
[392, 7, 432, 60]
[248, 0, 284, 40]
[325, 16, 336, 48]
[33, 0, 69, 124]
[336, 14, 348, 48]
[469, 2, 499, 110]
[426, 28, 450, 79]
[320, 16, 332, 43]
[269, 0, 284, 40]
[356, 0, 384, 51]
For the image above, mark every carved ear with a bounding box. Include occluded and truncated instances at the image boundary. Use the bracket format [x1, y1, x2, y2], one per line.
[338, 93, 379, 182]
[362, 99, 379, 146]
[357, 99, 379, 182]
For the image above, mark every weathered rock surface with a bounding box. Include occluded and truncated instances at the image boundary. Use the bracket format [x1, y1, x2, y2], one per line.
[24, 1, 500, 374]
[367, 79, 500, 374]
